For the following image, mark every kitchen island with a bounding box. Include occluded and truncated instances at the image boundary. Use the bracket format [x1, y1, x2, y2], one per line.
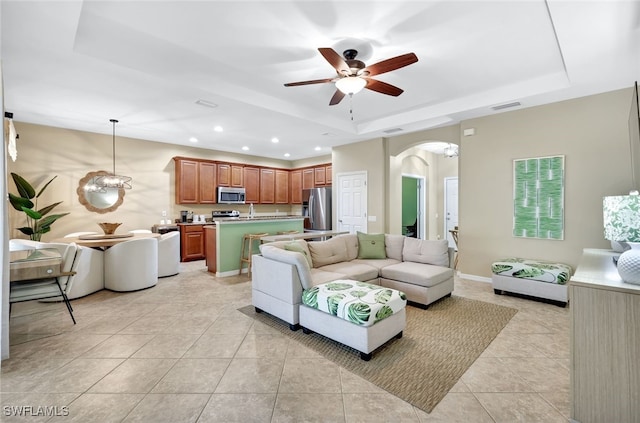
[204, 216, 304, 277]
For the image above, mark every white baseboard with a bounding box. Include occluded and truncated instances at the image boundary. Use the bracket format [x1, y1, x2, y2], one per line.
[217, 269, 244, 277]
[458, 272, 492, 283]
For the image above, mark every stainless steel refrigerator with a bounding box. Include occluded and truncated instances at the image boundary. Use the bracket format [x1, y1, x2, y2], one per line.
[302, 187, 332, 231]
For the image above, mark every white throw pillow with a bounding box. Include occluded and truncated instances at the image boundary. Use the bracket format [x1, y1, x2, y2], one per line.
[402, 238, 449, 267]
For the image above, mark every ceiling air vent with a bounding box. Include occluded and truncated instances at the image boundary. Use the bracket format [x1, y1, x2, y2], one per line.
[491, 101, 521, 111]
[383, 128, 403, 134]
[195, 99, 218, 109]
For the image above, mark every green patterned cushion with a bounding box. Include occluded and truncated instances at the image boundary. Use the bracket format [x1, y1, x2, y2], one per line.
[302, 280, 407, 327]
[491, 258, 572, 285]
[357, 232, 386, 259]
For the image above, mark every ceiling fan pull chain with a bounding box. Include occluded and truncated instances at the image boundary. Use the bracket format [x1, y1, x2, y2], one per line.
[349, 93, 354, 121]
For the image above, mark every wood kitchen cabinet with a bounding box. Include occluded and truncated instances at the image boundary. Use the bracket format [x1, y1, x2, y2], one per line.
[325, 165, 332, 184]
[204, 225, 217, 273]
[174, 157, 216, 204]
[275, 169, 289, 204]
[217, 163, 244, 187]
[302, 168, 315, 190]
[290, 169, 302, 204]
[179, 224, 206, 261]
[314, 166, 326, 186]
[259, 168, 275, 204]
[175, 158, 199, 204]
[198, 161, 217, 204]
[243, 166, 260, 204]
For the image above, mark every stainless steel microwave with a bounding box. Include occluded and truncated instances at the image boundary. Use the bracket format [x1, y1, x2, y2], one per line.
[217, 187, 246, 204]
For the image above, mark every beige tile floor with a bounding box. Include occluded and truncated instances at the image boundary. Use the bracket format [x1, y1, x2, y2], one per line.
[2, 261, 570, 422]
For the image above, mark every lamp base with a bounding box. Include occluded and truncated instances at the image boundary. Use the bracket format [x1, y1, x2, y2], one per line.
[617, 249, 640, 285]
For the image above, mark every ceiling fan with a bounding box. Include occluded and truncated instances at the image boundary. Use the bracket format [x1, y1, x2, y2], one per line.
[284, 48, 418, 106]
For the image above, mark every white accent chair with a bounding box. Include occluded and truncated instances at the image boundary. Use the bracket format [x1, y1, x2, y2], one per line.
[104, 237, 158, 292]
[62, 232, 105, 299]
[158, 231, 180, 277]
[9, 242, 82, 324]
[9, 239, 43, 251]
[129, 229, 152, 234]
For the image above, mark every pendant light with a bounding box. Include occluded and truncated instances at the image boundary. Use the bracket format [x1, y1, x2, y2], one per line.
[95, 119, 132, 189]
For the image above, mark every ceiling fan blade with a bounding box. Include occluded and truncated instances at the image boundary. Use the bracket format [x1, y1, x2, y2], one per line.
[365, 79, 404, 96]
[329, 89, 346, 106]
[361, 53, 418, 77]
[284, 78, 335, 87]
[318, 48, 350, 75]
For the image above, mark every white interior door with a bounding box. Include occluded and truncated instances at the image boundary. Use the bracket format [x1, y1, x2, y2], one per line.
[337, 171, 367, 234]
[445, 177, 459, 247]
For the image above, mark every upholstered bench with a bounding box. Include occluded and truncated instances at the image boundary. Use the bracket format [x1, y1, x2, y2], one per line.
[299, 280, 407, 361]
[491, 258, 572, 307]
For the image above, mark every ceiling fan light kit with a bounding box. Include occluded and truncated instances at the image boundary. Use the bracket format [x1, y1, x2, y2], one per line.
[285, 47, 418, 106]
[335, 76, 367, 95]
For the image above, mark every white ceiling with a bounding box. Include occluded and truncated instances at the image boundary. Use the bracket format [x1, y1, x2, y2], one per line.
[2, 1, 639, 160]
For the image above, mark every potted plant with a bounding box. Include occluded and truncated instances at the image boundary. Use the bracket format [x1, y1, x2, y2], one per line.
[8, 172, 69, 241]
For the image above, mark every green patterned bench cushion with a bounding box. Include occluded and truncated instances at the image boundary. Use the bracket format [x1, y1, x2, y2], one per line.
[491, 258, 572, 285]
[302, 280, 407, 327]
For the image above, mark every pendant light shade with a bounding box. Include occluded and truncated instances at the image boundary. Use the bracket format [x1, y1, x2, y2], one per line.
[335, 76, 367, 95]
[95, 119, 132, 190]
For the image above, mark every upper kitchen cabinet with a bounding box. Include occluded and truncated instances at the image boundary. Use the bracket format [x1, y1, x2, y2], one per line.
[302, 168, 315, 190]
[218, 163, 244, 187]
[325, 165, 332, 185]
[174, 157, 217, 204]
[290, 169, 302, 204]
[275, 169, 289, 204]
[244, 166, 260, 204]
[314, 166, 326, 186]
[259, 168, 275, 204]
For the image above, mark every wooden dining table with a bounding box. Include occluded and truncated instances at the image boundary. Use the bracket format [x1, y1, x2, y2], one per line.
[52, 232, 160, 249]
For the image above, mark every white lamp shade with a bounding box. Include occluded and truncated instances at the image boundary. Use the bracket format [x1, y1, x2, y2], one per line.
[335, 77, 367, 95]
[603, 195, 640, 242]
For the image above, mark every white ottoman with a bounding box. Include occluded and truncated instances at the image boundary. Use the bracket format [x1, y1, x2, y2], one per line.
[299, 280, 407, 361]
[491, 258, 572, 307]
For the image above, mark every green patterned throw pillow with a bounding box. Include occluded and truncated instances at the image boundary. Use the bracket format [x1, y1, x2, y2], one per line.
[357, 232, 386, 259]
[284, 242, 313, 268]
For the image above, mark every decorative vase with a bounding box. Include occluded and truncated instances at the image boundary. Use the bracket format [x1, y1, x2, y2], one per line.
[98, 222, 122, 235]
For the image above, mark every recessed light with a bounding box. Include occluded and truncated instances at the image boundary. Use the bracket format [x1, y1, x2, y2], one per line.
[242, 146, 249, 151]
[214, 126, 223, 132]
[284, 153, 290, 157]
[271, 137, 279, 143]
[189, 137, 198, 143]
[314, 146, 321, 151]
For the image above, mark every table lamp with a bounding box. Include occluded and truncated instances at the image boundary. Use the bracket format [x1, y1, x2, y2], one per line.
[603, 194, 640, 284]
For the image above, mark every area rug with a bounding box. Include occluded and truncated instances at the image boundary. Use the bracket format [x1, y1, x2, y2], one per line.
[239, 295, 517, 413]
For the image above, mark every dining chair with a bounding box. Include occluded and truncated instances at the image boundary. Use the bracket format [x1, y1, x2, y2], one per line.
[158, 231, 180, 277]
[104, 237, 158, 291]
[9, 242, 82, 324]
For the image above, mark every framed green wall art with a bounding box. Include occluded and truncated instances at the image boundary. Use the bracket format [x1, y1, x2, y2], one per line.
[513, 155, 565, 240]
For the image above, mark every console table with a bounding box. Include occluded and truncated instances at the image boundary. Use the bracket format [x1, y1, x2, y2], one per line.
[569, 248, 640, 423]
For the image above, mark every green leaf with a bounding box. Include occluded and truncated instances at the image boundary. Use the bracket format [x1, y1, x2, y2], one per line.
[513, 268, 545, 279]
[22, 207, 42, 220]
[11, 173, 36, 199]
[324, 282, 352, 291]
[37, 202, 63, 217]
[36, 213, 69, 231]
[17, 227, 34, 236]
[349, 290, 368, 298]
[374, 289, 393, 304]
[8, 193, 34, 211]
[327, 294, 345, 315]
[557, 272, 569, 285]
[36, 175, 57, 198]
[347, 303, 371, 325]
[302, 287, 319, 308]
[491, 264, 513, 274]
[375, 306, 393, 323]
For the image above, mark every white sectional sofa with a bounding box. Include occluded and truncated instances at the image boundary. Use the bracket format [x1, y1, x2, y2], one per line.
[252, 233, 455, 331]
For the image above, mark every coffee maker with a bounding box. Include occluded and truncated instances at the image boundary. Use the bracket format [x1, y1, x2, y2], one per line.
[180, 210, 189, 223]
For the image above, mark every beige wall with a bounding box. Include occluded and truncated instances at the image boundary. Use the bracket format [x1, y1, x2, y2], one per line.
[6, 123, 304, 240]
[459, 88, 632, 278]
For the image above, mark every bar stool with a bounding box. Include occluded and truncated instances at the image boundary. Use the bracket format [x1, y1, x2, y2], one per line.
[239, 232, 269, 276]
